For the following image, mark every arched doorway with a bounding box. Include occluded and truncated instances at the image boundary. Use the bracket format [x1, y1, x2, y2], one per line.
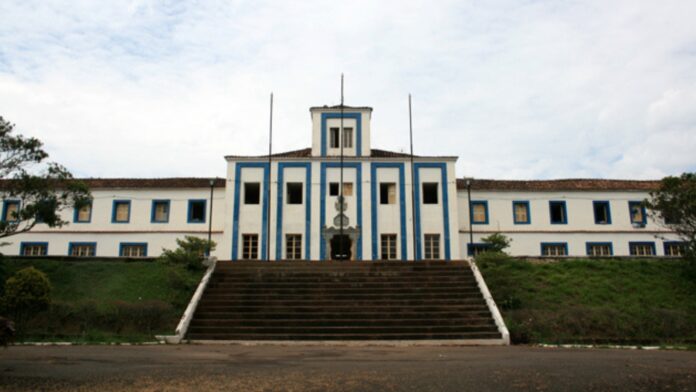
[330, 234, 352, 260]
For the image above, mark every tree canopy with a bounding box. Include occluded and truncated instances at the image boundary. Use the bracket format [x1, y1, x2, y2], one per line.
[0, 116, 90, 240]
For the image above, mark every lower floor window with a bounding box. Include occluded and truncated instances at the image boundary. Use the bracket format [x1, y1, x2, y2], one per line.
[242, 234, 259, 259]
[424, 234, 440, 259]
[587, 242, 612, 256]
[467, 243, 491, 256]
[286, 234, 302, 260]
[70, 243, 96, 257]
[21, 243, 47, 256]
[542, 243, 567, 256]
[380, 234, 397, 260]
[629, 242, 655, 256]
[664, 242, 686, 257]
[120, 243, 147, 257]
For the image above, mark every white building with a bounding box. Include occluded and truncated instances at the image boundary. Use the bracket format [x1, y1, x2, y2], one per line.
[1, 105, 685, 260]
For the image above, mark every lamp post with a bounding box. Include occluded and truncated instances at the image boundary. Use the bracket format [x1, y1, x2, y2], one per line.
[207, 178, 215, 257]
[465, 178, 473, 257]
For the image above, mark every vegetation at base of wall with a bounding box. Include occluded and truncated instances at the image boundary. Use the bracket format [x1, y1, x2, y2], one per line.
[0, 257, 204, 342]
[159, 236, 216, 271]
[477, 254, 696, 345]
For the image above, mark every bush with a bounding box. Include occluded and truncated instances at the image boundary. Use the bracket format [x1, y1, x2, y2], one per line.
[1, 267, 52, 324]
[160, 236, 216, 270]
[481, 233, 512, 254]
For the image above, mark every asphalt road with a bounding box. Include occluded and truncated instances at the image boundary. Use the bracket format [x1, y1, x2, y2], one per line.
[1, 344, 695, 391]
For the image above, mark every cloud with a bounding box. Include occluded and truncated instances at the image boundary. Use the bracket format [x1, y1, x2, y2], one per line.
[0, 0, 695, 179]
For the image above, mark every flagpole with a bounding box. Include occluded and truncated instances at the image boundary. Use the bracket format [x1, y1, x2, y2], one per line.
[409, 94, 417, 260]
[339, 74, 345, 260]
[267, 92, 273, 261]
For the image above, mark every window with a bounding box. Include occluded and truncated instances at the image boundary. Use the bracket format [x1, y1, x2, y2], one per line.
[244, 182, 260, 204]
[513, 201, 530, 224]
[74, 202, 92, 223]
[424, 234, 440, 259]
[629, 242, 655, 256]
[664, 242, 686, 257]
[287, 182, 303, 204]
[467, 243, 491, 256]
[120, 243, 147, 257]
[380, 183, 396, 205]
[2, 200, 20, 222]
[380, 234, 397, 260]
[628, 201, 646, 226]
[69, 242, 96, 257]
[188, 200, 206, 223]
[20, 242, 48, 256]
[593, 201, 611, 224]
[242, 234, 259, 259]
[112, 200, 131, 223]
[587, 242, 613, 256]
[471, 201, 488, 224]
[541, 243, 568, 256]
[549, 201, 567, 224]
[343, 127, 353, 148]
[422, 183, 438, 204]
[286, 234, 302, 260]
[151, 200, 170, 223]
[329, 127, 340, 148]
[329, 182, 339, 196]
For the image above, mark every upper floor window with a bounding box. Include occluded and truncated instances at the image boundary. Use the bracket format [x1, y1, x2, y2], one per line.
[343, 127, 353, 148]
[593, 201, 611, 224]
[112, 200, 131, 223]
[74, 202, 92, 223]
[287, 183, 303, 204]
[2, 200, 20, 222]
[329, 182, 353, 197]
[513, 201, 530, 224]
[549, 201, 567, 224]
[422, 183, 438, 204]
[329, 127, 353, 148]
[471, 201, 488, 224]
[330, 127, 340, 148]
[244, 182, 260, 204]
[628, 201, 646, 226]
[380, 183, 396, 204]
[188, 200, 206, 223]
[151, 200, 170, 223]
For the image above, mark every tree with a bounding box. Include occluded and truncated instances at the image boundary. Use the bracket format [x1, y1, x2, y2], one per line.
[481, 232, 512, 254]
[160, 236, 217, 270]
[645, 172, 696, 262]
[0, 116, 90, 240]
[1, 267, 52, 326]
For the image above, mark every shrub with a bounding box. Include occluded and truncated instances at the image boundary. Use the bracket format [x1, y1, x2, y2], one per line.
[481, 232, 512, 254]
[1, 267, 51, 324]
[160, 236, 216, 270]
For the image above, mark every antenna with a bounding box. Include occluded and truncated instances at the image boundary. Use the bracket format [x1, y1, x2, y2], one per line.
[409, 94, 417, 260]
[267, 92, 273, 261]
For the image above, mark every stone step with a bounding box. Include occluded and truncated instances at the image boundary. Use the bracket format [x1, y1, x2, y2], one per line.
[194, 304, 490, 314]
[189, 318, 496, 327]
[187, 324, 499, 334]
[186, 332, 503, 341]
[191, 310, 493, 320]
[197, 297, 486, 307]
[203, 287, 483, 295]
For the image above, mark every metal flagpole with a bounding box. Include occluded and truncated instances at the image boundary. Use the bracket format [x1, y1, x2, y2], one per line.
[339, 74, 345, 260]
[267, 92, 273, 261]
[408, 94, 417, 260]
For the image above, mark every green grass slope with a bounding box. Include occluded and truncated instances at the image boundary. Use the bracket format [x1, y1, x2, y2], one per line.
[478, 255, 696, 345]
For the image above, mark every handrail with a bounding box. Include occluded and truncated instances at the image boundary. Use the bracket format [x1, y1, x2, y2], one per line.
[466, 258, 510, 345]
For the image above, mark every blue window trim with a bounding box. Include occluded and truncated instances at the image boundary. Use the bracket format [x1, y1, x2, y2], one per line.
[320, 112, 362, 157]
[276, 162, 312, 260]
[320, 162, 363, 260]
[512, 200, 531, 224]
[20, 241, 48, 256]
[370, 163, 407, 261]
[549, 200, 568, 224]
[540, 242, 569, 256]
[592, 200, 612, 225]
[68, 242, 97, 256]
[467, 243, 491, 256]
[73, 201, 92, 223]
[111, 200, 131, 223]
[470, 200, 489, 225]
[1, 199, 20, 222]
[119, 242, 148, 257]
[231, 162, 269, 260]
[663, 241, 686, 256]
[413, 162, 451, 261]
[585, 242, 613, 256]
[187, 199, 207, 224]
[628, 241, 656, 255]
[628, 201, 647, 225]
[151, 199, 170, 223]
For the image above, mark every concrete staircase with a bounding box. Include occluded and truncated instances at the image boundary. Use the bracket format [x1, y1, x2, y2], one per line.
[186, 260, 505, 342]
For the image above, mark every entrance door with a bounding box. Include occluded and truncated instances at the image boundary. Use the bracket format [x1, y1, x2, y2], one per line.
[330, 235, 352, 260]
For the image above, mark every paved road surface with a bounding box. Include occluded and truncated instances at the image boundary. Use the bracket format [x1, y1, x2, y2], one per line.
[1, 344, 695, 391]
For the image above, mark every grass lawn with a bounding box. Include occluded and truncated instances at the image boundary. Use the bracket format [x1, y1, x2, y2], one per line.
[0, 258, 205, 343]
[478, 255, 696, 345]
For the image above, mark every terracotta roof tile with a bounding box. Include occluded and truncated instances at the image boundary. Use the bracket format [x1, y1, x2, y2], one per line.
[457, 178, 661, 191]
[81, 178, 226, 189]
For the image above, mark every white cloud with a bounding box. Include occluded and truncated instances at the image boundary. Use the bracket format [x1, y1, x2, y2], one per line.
[0, 0, 695, 179]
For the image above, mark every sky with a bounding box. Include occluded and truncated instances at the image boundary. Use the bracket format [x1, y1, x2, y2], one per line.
[1, 0, 695, 180]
